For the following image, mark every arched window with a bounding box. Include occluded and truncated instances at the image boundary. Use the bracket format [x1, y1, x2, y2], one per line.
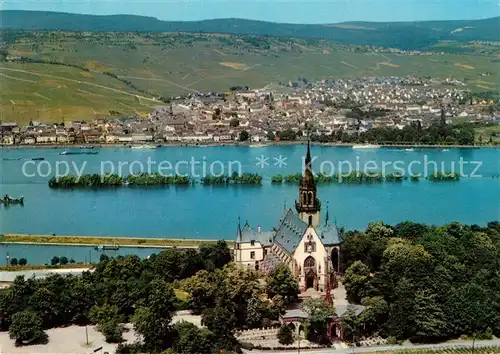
[304, 256, 316, 270]
[332, 248, 340, 273]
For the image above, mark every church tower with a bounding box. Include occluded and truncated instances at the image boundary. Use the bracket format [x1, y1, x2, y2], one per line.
[295, 141, 321, 226]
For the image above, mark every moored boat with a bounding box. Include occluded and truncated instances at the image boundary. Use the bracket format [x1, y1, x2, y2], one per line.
[131, 145, 157, 150]
[31, 157, 45, 161]
[60, 151, 98, 155]
[352, 144, 381, 149]
[94, 244, 120, 251]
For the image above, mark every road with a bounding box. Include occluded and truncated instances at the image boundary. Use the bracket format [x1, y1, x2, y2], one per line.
[244, 339, 500, 353]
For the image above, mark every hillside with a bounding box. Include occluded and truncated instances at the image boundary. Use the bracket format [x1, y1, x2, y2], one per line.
[1, 11, 499, 50]
[1, 29, 498, 123]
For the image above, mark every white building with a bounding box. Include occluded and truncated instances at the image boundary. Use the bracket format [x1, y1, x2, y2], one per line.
[234, 142, 342, 293]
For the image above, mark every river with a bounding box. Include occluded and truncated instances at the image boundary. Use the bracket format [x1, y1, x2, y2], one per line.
[1, 145, 499, 264]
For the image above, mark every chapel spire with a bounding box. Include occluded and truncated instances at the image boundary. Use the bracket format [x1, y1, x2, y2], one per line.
[295, 140, 321, 227]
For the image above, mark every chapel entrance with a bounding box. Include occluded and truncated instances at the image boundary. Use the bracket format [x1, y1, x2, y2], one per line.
[304, 256, 317, 290]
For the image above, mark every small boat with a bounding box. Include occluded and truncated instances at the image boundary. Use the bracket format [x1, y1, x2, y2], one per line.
[60, 151, 98, 155]
[442, 149, 450, 152]
[131, 145, 156, 150]
[0, 195, 24, 205]
[94, 244, 120, 251]
[352, 144, 381, 149]
[2, 157, 22, 161]
[405, 148, 415, 152]
[31, 157, 45, 161]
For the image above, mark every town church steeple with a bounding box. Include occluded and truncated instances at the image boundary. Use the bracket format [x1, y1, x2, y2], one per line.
[295, 140, 321, 226]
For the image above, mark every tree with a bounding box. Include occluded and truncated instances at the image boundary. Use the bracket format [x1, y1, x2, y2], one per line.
[359, 296, 389, 335]
[277, 324, 294, 345]
[278, 128, 297, 141]
[393, 221, 428, 242]
[60, 256, 69, 265]
[266, 264, 299, 304]
[173, 321, 215, 354]
[410, 291, 447, 342]
[340, 306, 361, 342]
[132, 306, 174, 351]
[301, 298, 335, 344]
[100, 319, 123, 343]
[239, 130, 250, 141]
[343, 261, 373, 303]
[50, 256, 60, 266]
[10, 258, 18, 266]
[89, 303, 124, 325]
[151, 248, 204, 282]
[181, 270, 219, 314]
[199, 240, 231, 270]
[222, 264, 263, 326]
[131, 279, 176, 351]
[229, 118, 240, 127]
[202, 297, 238, 351]
[18, 258, 27, 266]
[9, 310, 47, 346]
[245, 297, 263, 328]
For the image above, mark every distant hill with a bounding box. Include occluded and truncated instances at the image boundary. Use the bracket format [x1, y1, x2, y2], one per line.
[1, 10, 499, 49]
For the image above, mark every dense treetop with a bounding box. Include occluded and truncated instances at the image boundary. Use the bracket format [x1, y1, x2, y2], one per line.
[341, 221, 500, 342]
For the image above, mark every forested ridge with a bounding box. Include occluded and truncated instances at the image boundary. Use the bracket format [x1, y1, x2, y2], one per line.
[1, 10, 499, 49]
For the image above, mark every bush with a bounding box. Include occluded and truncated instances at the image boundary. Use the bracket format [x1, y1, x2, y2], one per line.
[386, 336, 403, 345]
[100, 320, 123, 343]
[89, 304, 123, 325]
[9, 310, 47, 346]
[50, 256, 60, 266]
[10, 258, 18, 266]
[60, 256, 69, 265]
[476, 328, 493, 340]
[277, 324, 294, 345]
[115, 343, 144, 354]
[18, 258, 27, 266]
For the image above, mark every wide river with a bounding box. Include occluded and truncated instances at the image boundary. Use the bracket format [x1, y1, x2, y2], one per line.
[0, 145, 499, 264]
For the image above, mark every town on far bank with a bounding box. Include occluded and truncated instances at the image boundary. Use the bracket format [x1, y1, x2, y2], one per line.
[1, 76, 499, 147]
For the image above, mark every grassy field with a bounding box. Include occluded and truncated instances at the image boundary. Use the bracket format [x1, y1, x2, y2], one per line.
[1, 31, 499, 123]
[0, 233, 230, 248]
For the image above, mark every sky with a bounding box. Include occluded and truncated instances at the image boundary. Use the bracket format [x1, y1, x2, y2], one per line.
[1, 0, 499, 23]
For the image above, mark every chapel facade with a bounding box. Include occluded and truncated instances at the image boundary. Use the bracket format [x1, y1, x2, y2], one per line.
[233, 142, 342, 293]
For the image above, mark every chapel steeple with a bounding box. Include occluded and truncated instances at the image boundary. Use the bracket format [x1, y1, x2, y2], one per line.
[295, 140, 321, 226]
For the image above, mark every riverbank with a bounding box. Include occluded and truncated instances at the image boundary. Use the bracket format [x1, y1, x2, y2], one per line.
[1, 141, 496, 149]
[0, 234, 230, 248]
[0, 264, 92, 272]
